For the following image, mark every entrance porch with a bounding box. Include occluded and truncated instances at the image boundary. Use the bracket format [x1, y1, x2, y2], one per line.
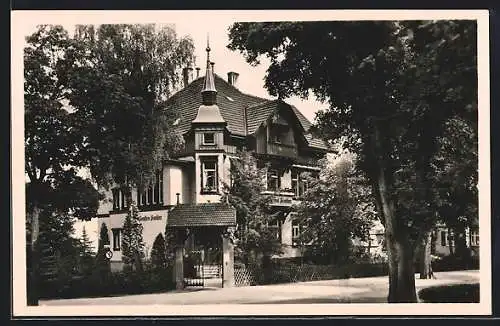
[166, 203, 236, 290]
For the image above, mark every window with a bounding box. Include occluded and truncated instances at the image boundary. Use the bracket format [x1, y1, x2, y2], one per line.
[440, 231, 447, 246]
[120, 188, 129, 209]
[203, 133, 215, 145]
[292, 221, 300, 246]
[112, 228, 122, 251]
[291, 169, 315, 197]
[268, 220, 281, 242]
[201, 159, 218, 193]
[267, 169, 280, 191]
[137, 171, 164, 207]
[112, 188, 120, 210]
[471, 230, 479, 246]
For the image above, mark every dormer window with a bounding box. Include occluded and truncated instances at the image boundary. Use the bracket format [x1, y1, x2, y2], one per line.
[203, 132, 215, 145]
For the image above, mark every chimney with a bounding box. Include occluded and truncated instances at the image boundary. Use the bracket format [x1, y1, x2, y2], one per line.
[176, 193, 180, 205]
[227, 71, 239, 87]
[196, 67, 201, 79]
[210, 62, 215, 74]
[182, 67, 193, 88]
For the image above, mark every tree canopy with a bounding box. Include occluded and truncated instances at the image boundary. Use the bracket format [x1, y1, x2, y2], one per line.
[68, 24, 195, 188]
[295, 156, 377, 265]
[228, 20, 477, 302]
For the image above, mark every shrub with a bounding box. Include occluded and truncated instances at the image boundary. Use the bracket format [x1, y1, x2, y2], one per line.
[39, 264, 175, 299]
[418, 283, 479, 303]
[432, 254, 479, 272]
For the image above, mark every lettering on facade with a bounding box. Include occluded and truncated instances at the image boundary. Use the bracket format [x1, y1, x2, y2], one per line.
[139, 215, 163, 222]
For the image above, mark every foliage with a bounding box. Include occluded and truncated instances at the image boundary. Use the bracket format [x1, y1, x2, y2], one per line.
[36, 210, 87, 298]
[24, 23, 193, 303]
[228, 20, 477, 302]
[95, 222, 111, 276]
[150, 233, 167, 270]
[295, 155, 377, 265]
[121, 204, 145, 272]
[68, 24, 195, 188]
[221, 151, 283, 265]
[39, 263, 175, 300]
[418, 283, 479, 303]
[24, 25, 101, 218]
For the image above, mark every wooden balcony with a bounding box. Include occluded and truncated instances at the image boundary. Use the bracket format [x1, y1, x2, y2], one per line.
[266, 142, 298, 158]
[261, 190, 295, 207]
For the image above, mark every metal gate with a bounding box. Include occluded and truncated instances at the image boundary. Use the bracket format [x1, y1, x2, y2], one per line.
[183, 249, 204, 287]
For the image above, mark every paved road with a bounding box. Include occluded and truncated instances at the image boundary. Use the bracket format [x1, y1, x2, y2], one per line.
[40, 270, 479, 305]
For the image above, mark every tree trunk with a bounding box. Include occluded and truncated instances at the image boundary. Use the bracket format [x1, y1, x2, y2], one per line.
[419, 231, 433, 279]
[373, 126, 417, 303]
[27, 205, 41, 306]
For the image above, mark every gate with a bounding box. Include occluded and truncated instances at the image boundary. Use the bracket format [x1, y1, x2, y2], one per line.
[183, 249, 204, 287]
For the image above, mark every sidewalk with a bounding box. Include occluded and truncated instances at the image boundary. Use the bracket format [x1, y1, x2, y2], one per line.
[39, 270, 479, 305]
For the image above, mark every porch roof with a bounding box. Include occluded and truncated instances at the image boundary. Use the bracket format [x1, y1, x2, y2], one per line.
[167, 203, 236, 227]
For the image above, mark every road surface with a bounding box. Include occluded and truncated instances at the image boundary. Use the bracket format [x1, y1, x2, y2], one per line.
[40, 270, 479, 305]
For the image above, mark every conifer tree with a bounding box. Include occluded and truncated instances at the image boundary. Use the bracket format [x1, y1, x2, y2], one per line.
[78, 226, 95, 277]
[150, 233, 167, 270]
[122, 203, 145, 272]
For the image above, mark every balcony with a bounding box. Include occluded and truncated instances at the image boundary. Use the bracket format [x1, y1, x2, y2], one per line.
[261, 190, 295, 207]
[266, 142, 298, 158]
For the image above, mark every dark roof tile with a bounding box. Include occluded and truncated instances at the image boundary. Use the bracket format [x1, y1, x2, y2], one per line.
[167, 203, 236, 227]
[165, 74, 330, 151]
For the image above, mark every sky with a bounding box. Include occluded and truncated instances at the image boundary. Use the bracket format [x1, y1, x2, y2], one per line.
[23, 19, 328, 123]
[172, 19, 328, 123]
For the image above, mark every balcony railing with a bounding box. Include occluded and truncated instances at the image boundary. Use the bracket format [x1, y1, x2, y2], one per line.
[261, 190, 295, 207]
[267, 142, 298, 158]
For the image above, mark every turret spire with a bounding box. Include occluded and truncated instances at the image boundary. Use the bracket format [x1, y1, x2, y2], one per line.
[202, 34, 217, 105]
[192, 34, 225, 125]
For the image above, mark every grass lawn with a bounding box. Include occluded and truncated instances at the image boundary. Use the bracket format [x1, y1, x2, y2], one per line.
[418, 283, 479, 303]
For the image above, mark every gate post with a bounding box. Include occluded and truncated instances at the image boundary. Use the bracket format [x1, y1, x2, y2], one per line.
[174, 246, 184, 290]
[222, 227, 235, 288]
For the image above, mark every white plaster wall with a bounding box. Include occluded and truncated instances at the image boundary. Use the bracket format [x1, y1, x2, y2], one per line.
[182, 166, 195, 204]
[281, 213, 293, 246]
[99, 209, 169, 263]
[281, 169, 292, 190]
[167, 165, 184, 206]
[137, 209, 169, 260]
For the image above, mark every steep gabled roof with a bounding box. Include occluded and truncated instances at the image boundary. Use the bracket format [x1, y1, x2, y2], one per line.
[246, 100, 279, 134]
[165, 73, 330, 151]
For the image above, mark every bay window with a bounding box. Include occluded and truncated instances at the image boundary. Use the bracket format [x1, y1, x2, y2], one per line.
[201, 158, 218, 193]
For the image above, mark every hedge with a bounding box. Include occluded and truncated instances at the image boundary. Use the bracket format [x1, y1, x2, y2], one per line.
[418, 283, 479, 303]
[39, 266, 175, 300]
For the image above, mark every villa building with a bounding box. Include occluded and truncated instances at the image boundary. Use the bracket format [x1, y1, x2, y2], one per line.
[95, 43, 331, 287]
